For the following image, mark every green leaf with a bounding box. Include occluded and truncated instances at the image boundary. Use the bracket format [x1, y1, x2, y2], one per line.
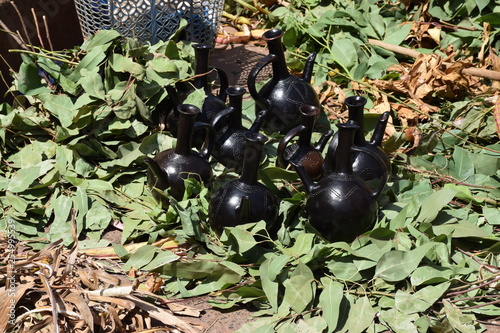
[443, 184, 483, 204]
[353, 241, 393, 271]
[416, 187, 458, 223]
[48, 194, 73, 245]
[375, 242, 435, 282]
[70, 44, 109, 81]
[433, 221, 492, 239]
[268, 254, 291, 281]
[112, 244, 129, 259]
[442, 299, 477, 333]
[37, 93, 77, 127]
[331, 39, 357, 70]
[109, 53, 145, 79]
[287, 233, 316, 258]
[283, 274, 314, 313]
[8, 161, 54, 193]
[183, 88, 206, 109]
[411, 266, 454, 286]
[368, 11, 385, 39]
[379, 308, 419, 333]
[319, 278, 344, 333]
[79, 68, 106, 100]
[342, 297, 376, 333]
[122, 245, 159, 270]
[5, 192, 29, 213]
[477, 12, 500, 26]
[85, 201, 112, 233]
[223, 226, 259, 254]
[474, 0, 490, 12]
[328, 256, 364, 281]
[259, 254, 286, 310]
[17, 56, 52, 95]
[383, 22, 412, 45]
[472, 152, 499, 176]
[484, 207, 500, 225]
[395, 282, 450, 314]
[261, 167, 299, 182]
[81, 29, 121, 51]
[447, 146, 474, 180]
[184, 260, 245, 297]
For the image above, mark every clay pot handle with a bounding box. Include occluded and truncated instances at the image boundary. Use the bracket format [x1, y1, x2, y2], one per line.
[209, 66, 229, 102]
[247, 54, 277, 110]
[277, 125, 307, 168]
[193, 122, 215, 160]
[351, 145, 388, 198]
[210, 106, 234, 129]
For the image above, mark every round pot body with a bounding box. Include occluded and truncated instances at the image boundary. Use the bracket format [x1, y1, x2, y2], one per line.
[305, 174, 378, 243]
[258, 75, 320, 134]
[148, 149, 212, 201]
[209, 180, 278, 233]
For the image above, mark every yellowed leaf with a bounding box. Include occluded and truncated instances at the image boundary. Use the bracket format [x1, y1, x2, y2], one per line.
[427, 28, 441, 44]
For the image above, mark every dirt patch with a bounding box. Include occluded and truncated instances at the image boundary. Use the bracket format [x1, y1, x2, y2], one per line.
[210, 42, 272, 90]
[170, 296, 256, 332]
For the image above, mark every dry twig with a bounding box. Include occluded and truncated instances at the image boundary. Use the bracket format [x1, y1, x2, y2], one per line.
[368, 38, 500, 81]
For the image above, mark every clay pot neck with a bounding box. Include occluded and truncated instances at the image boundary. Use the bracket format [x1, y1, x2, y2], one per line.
[263, 29, 290, 81]
[174, 104, 199, 155]
[334, 121, 359, 175]
[193, 44, 212, 91]
[240, 132, 268, 185]
[345, 95, 367, 145]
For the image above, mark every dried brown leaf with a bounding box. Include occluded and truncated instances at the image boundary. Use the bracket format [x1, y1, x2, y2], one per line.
[77, 268, 99, 290]
[166, 302, 202, 318]
[127, 295, 198, 333]
[494, 97, 500, 139]
[107, 305, 125, 332]
[88, 294, 136, 309]
[36, 271, 60, 333]
[64, 292, 94, 331]
[0, 282, 35, 332]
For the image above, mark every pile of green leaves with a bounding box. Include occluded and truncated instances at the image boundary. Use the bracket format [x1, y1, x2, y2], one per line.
[265, 0, 500, 83]
[1, 2, 500, 331]
[0, 30, 200, 248]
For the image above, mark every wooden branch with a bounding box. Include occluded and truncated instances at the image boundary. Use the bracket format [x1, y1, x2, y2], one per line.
[368, 38, 500, 81]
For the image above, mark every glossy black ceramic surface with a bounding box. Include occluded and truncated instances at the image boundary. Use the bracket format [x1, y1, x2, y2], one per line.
[145, 104, 214, 205]
[248, 29, 320, 134]
[325, 96, 391, 188]
[211, 86, 266, 172]
[291, 122, 387, 242]
[209, 132, 279, 233]
[277, 105, 333, 180]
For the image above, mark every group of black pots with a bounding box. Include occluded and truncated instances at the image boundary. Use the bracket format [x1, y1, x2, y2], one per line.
[145, 29, 391, 243]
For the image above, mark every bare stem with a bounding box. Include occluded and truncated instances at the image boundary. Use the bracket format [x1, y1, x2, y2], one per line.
[368, 38, 500, 81]
[0, 19, 29, 50]
[31, 7, 46, 50]
[8, 49, 79, 66]
[9, 1, 34, 49]
[43, 15, 54, 52]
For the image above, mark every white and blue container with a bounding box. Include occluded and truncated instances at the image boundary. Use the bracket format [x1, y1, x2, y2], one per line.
[74, 0, 224, 45]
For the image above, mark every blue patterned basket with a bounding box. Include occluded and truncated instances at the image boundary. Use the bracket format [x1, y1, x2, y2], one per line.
[74, 0, 224, 45]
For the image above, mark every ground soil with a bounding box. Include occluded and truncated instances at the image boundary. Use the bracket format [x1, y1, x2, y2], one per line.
[211, 41, 272, 90]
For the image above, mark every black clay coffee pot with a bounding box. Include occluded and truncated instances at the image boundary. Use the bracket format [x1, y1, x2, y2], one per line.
[145, 104, 214, 206]
[247, 29, 320, 134]
[325, 96, 391, 188]
[290, 122, 388, 243]
[210, 86, 267, 172]
[209, 132, 279, 234]
[193, 43, 229, 123]
[277, 105, 333, 180]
